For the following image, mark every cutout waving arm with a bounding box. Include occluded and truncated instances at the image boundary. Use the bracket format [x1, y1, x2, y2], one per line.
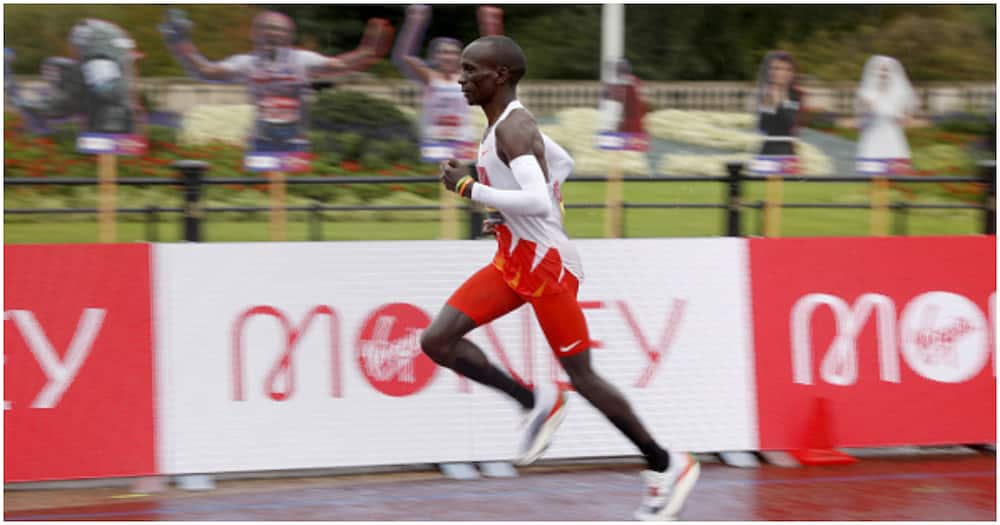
[159, 9, 241, 82]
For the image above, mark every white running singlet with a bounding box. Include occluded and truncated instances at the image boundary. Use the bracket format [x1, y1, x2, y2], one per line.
[475, 100, 583, 298]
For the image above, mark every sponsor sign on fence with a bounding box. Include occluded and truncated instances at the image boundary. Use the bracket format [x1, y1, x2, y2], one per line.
[4, 244, 157, 481]
[152, 240, 757, 474]
[76, 133, 148, 156]
[749, 237, 996, 450]
[4, 236, 993, 481]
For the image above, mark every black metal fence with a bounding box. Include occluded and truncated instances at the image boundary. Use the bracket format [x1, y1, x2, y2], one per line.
[4, 160, 995, 241]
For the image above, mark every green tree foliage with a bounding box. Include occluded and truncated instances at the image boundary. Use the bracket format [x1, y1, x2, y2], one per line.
[3, 4, 995, 81]
[782, 10, 997, 81]
[263, 3, 1000, 82]
[4, 4, 257, 76]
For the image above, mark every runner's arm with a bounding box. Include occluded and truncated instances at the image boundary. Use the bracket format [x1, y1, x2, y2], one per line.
[469, 113, 550, 216]
[159, 10, 242, 82]
[171, 42, 242, 81]
[477, 6, 504, 36]
[391, 5, 435, 84]
[309, 19, 393, 79]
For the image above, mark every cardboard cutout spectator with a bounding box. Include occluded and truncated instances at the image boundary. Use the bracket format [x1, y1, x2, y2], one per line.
[596, 58, 648, 151]
[855, 55, 918, 175]
[4, 19, 147, 155]
[752, 50, 802, 174]
[160, 9, 392, 170]
[392, 4, 503, 162]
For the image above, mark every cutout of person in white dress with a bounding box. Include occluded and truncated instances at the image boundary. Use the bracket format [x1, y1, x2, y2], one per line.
[855, 55, 918, 173]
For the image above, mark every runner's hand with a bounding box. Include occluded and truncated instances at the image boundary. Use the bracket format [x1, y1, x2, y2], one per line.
[406, 5, 431, 23]
[360, 18, 394, 57]
[477, 6, 504, 35]
[159, 9, 194, 45]
[439, 159, 468, 193]
[482, 209, 503, 236]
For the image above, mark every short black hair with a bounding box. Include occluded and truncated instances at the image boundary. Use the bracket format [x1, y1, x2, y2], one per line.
[470, 35, 527, 85]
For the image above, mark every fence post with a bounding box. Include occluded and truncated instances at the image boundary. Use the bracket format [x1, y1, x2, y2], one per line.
[603, 151, 625, 238]
[870, 175, 890, 236]
[97, 153, 117, 243]
[268, 171, 287, 241]
[172, 160, 208, 242]
[763, 174, 784, 237]
[309, 202, 322, 242]
[439, 166, 468, 240]
[753, 200, 764, 236]
[891, 201, 908, 237]
[725, 161, 744, 237]
[981, 160, 996, 235]
[146, 204, 160, 242]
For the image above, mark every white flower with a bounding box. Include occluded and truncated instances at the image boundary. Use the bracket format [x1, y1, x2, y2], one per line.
[539, 108, 651, 175]
[178, 104, 254, 146]
[657, 153, 752, 176]
[797, 141, 835, 176]
[643, 109, 762, 151]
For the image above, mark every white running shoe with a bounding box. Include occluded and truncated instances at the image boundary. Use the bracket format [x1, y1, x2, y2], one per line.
[634, 451, 700, 521]
[514, 386, 569, 466]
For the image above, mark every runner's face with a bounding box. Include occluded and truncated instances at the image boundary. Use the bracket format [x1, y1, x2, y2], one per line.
[434, 43, 461, 75]
[255, 14, 293, 51]
[459, 45, 498, 106]
[768, 59, 793, 87]
[878, 63, 891, 90]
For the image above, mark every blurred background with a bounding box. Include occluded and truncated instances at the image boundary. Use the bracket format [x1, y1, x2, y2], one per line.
[3, 5, 995, 520]
[3, 4, 996, 242]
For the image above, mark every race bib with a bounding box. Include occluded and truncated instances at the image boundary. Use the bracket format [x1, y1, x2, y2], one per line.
[259, 96, 300, 124]
[424, 85, 470, 142]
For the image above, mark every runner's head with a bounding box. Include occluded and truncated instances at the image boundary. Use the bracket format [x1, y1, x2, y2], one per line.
[762, 50, 795, 89]
[253, 11, 295, 52]
[428, 37, 462, 75]
[459, 35, 526, 106]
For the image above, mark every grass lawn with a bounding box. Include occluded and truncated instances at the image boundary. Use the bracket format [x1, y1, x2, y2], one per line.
[5, 177, 986, 243]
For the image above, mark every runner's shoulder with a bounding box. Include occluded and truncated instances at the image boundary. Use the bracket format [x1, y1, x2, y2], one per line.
[495, 109, 540, 151]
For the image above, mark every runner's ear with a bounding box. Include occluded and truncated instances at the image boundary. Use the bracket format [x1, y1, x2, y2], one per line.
[495, 65, 509, 85]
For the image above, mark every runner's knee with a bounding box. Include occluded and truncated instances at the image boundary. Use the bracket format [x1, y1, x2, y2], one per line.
[420, 327, 449, 360]
[558, 351, 606, 396]
[563, 362, 600, 394]
[421, 305, 478, 363]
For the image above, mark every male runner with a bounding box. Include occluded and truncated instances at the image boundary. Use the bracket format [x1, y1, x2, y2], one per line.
[160, 9, 392, 152]
[422, 35, 700, 521]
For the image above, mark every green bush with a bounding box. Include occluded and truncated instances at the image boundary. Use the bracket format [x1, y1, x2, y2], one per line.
[309, 90, 420, 166]
[934, 114, 993, 136]
[4, 107, 442, 222]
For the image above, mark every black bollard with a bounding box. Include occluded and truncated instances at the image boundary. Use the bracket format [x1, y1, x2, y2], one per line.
[172, 160, 209, 242]
[725, 161, 744, 237]
[981, 161, 996, 235]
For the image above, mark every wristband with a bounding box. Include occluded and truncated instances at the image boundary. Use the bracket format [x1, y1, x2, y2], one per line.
[455, 175, 474, 198]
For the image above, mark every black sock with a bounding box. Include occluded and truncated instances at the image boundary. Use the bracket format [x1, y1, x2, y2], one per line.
[450, 341, 535, 410]
[608, 414, 670, 472]
[455, 359, 535, 410]
[638, 440, 671, 472]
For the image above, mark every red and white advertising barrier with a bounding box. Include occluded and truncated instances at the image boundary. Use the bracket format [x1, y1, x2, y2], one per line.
[4, 244, 157, 482]
[4, 237, 994, 482]
[152, 240, 757, 474]
[749, 237, 996, 450]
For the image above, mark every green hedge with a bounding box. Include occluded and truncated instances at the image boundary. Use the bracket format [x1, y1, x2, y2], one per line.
[3, 89, 443, 223]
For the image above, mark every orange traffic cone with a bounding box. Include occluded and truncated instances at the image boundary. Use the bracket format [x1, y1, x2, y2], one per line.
[789, 396, 857, 466]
